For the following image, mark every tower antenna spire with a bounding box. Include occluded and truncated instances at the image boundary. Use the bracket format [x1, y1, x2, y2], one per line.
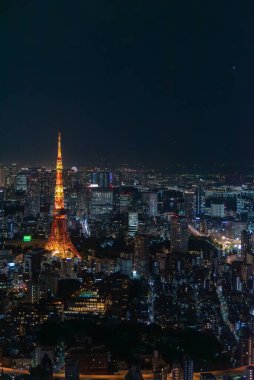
[57, 131, 62, 158]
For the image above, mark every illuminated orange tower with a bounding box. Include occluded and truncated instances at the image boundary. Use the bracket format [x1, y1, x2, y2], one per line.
[45, 132, 81, 259]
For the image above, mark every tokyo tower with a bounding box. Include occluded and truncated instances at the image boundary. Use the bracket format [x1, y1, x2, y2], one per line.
[45, 132, 81, 259]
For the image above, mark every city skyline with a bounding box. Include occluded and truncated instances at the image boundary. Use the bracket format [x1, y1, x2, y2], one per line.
[1, 135, 254, 377]
[2, 3, 254, 379]
[1, 1, 254, 167]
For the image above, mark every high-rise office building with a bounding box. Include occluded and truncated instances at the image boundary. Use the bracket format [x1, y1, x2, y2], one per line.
[211, 202, 225, 218]
[6, 163, 18, 197]
[170, 216, 189, 252]
[241, 230, 253, 260]
[26, 281, 40, 303]
[184, 191, 195, 222]
[0, 166, 6, 188]
[90, 171, 113, 188]
[240, 331, 254, 366]
[246, 366, 254, 380]
[113, 190, 133, 213]
[105, 273, 129, 319]
[143, 192, 158, 217]
[26, 170, 41, 216]
[40, 168, 54, 211]
[0, 188, 6, 245]
[183, 356, 193, 380]
[133, 235, 149, 278]
[195, 186, 204, 217]
[117, 253, 132, 277]
[89, 189, 113, 219]
[23, 251, 43, 280]
[128, 212, 138, 237]
[69, 187, 88, 218]
[16, 173, 28, 192]
[38, 272, 59, 300]
[172, 363, 183, 380]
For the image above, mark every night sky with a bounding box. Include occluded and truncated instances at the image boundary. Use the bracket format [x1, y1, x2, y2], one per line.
[1, 0, 254, 167]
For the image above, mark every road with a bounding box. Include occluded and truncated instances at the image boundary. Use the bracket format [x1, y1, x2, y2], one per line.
[148, 277, 155, 323]
[216, 283, 238, 342]
[0, 365, 248, 379]
[0, 368, 141, 379]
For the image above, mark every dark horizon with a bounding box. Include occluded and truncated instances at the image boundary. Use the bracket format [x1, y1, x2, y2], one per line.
[3, 159, 254, 176]
[1, 1, 254, 167]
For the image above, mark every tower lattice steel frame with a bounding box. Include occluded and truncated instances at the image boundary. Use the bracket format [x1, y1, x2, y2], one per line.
[45, 132, 81, 259]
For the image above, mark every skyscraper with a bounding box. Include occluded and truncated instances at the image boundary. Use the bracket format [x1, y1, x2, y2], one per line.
[241, 230, 253, 261]
[0, 188, 5, 246]
[172, 363, 183, 380]
[26, 170, 41, 217]
[89, 189, 113, 219]
[183, 356, 193, 380]
[133, 235, 149, 278]
[195, 186, 204, 217]
[211, 202, 225, 218]
[0, 166, 6, 188]
[246, 366, 254, 380]
[170, 216, 189, 252]
[184, 191, 195, 222]
[45, 133, 81, 259]
[143, 192, 158, 217]
[128, 212, 138, 237]
[239, 330, 254, 366]
[16, 173, 27, 192]
[90, 171, 113, 188]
